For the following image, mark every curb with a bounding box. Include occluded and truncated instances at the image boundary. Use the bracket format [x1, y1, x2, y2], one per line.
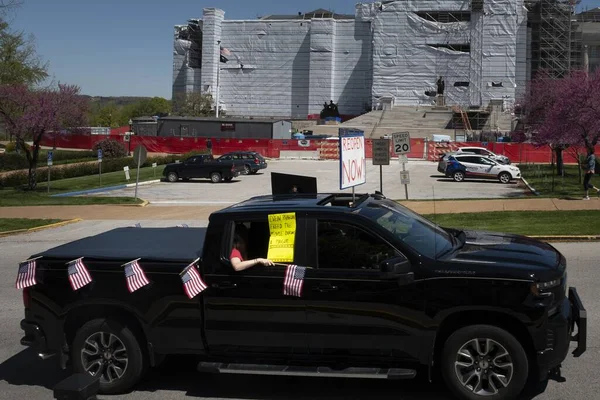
[520, 177, 540, 196]
[529, 235, 600, 242]
[119, 198, 149, 207]
[0, 218, 83, 237]
[51, 179, 161, 198]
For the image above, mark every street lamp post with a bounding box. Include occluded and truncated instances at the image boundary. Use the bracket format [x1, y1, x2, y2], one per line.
[216, 40, 221, 118]
[128, 119, 133, 156]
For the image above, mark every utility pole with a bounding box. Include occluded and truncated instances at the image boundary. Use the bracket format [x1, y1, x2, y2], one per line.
[216, 40, 221, 118]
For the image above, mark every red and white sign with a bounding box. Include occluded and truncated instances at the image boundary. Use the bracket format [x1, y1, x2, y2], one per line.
[339, 133, 366, 190]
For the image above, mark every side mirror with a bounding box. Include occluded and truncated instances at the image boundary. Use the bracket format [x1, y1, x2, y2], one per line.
[380, 255, 411, 276]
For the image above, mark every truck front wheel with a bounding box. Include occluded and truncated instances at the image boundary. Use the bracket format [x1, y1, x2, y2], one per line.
[441, 325, 528, 400]
[71, 319, 146, 394]
[167, 172, 178, 182]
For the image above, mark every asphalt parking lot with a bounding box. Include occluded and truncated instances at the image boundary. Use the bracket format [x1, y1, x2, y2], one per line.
[83, 160, 526, 205]
[0, 221, 597, 400]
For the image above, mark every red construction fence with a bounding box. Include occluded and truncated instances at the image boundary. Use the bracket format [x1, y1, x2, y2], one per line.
[40, 133, 600, 164]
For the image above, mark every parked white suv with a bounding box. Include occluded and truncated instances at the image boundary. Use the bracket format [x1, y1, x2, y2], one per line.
[456, 147, 510, 164]
[450, 154, 521, 184]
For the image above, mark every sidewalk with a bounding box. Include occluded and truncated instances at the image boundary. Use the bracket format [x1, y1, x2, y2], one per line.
[0, 197, 599, 221]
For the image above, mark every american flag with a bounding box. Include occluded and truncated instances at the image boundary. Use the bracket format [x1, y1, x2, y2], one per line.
[123, 259, 150, 293]
[67, 258, 92, 291]
[15, 259, 37, 289]
[283, 264, 306, 297]
[180, 260, 207, 299]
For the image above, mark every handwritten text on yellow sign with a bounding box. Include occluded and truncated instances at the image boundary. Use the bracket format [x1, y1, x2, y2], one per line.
[267, 213, 296, 262]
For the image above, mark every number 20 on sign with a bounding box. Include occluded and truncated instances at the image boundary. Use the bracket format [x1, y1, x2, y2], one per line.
[393, 132, 411, 155]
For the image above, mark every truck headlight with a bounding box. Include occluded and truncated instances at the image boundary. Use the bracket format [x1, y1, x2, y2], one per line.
[537, 279, 561, 290]
[531, 279, 561, 296]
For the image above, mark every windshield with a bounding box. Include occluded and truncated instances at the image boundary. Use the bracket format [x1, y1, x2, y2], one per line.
[357, 199, 454, 258]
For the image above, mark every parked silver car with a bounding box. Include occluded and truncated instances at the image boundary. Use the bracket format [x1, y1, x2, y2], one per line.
[456, 146, 511, 164]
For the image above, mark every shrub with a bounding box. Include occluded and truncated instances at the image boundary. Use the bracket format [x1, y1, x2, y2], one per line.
[92, 139, 127, 159]
[5, 142, 16, 153]
[181, 150, 210, 160]
[0, 155, 179, 188]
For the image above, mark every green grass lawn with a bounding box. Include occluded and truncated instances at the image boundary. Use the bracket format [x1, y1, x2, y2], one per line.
[0, 218, 63, 233]
[424, 210, 600, 236]
[0, 165, 162, 206]
[38, 165, 165, 193]
[0, 190, 143, 206]
[519, 164, 592, 198]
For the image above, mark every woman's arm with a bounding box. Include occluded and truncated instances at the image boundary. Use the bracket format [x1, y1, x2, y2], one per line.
[231, 257, 274, 271]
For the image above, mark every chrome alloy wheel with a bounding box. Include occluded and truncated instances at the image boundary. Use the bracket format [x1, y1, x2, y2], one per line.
[81, 332, 129, 383]
[454, 338, 514, 396]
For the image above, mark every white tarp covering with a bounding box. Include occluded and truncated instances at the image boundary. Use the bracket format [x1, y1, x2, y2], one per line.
[173, 1, 527, 117]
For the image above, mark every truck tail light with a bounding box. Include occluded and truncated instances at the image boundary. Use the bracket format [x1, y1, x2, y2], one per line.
[23, 287, 31, 308]
[231, 164, 235, 172]
[254, 158, 260, 164]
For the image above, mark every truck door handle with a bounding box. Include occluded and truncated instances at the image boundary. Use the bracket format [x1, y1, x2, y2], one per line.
[212, 282, 237, 290]
[314, 284, 338, 293]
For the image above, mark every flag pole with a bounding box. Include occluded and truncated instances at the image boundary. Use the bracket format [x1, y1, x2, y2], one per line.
[180, 258, 201, 276]
[121, 258, 141, 267]
[23, 256, 43, 263]
[65, 257, 84, 264]
[216, 40, 221, 118]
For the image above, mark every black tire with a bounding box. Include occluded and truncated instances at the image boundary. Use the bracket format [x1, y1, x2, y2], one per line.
[453, 171, 465, 182]
[210, 172, 222, 183]
[243, 164, 250, 175]
[166, 172, 178, 182]
[71, 319, 146, 394]
[441, 325, 528, 400]
[224, 177, 233, 182]
[498, 172, 512, 184]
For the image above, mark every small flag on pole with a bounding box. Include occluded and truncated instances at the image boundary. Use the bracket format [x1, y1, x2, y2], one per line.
[67, 258, 92, 291]
[283, 264, 306, 297]
[123, 259, 150, 293]
[180, 258, 207, 299]
[15, 258, 38, 289]
[220, 46, 230, 63]
[177, 224, 189, 228]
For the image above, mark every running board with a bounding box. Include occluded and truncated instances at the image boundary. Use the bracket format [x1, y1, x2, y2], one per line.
[197, 362, 416, 380]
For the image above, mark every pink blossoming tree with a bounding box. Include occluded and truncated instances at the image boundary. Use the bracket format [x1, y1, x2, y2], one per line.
[516, 69, 600, 175]
[0, 84, 89, 189]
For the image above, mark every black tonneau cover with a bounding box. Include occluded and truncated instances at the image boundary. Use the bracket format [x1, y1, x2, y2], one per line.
[33, 227, 205, 263]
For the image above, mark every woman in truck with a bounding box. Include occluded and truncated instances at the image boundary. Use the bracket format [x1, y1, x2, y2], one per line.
[230, 224, 274, 271]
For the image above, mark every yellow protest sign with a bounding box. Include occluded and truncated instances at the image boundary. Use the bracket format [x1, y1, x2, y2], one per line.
[267, 212, 296, 262]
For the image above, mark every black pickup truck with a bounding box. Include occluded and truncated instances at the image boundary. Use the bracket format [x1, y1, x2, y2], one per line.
[19, 193, 586, 400]
[163, 154, 244, 183]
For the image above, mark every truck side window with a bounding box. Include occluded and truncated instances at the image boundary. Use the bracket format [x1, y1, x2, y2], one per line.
[317, 220, 397, 270]
[229, 220, 272, 262]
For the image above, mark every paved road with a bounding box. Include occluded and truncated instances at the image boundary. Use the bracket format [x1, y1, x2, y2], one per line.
[0, 221, 597, 400]
[80, 160, 526, 204]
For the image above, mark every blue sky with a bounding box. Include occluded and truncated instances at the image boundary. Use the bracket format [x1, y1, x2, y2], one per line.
[9, 0, 600, 99]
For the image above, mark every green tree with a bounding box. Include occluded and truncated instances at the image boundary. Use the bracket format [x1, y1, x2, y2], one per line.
[172, 92, 215, 117]
[0, 5, 48, 86]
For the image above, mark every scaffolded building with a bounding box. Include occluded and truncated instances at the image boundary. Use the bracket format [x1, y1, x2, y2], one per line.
[172, 1, 578, 120]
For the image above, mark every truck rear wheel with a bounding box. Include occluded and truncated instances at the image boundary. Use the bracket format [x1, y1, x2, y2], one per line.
[210, 172, 222, 183]
[71, 318, 146, 394]
[441, 325, 528, 400]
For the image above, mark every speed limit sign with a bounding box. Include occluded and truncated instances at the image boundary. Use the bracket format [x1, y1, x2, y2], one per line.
[392, 132, 411, 155]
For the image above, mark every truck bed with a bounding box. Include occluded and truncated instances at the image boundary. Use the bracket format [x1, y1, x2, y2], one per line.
[33, 227, 206, 263]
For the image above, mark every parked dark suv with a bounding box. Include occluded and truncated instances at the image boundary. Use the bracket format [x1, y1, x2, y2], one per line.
[217, 151, 267, 175]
